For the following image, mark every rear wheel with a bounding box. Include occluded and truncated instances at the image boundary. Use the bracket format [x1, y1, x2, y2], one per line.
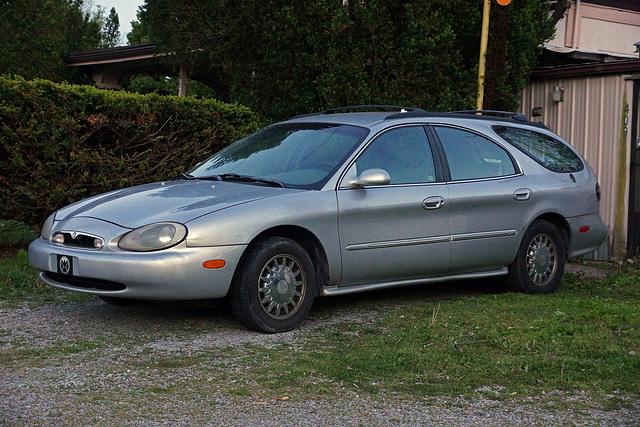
[230, 237, 316, 333]
[506, 220, 565, 294]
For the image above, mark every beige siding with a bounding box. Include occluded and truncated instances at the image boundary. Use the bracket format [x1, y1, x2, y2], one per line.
[546, 1, 640, 58]
[520, 75, 631, 259]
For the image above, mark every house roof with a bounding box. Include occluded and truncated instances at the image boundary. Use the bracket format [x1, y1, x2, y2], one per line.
[65, 44, 159, 66]
[531, 58, 640, 79]
[530, 45, 640, 79]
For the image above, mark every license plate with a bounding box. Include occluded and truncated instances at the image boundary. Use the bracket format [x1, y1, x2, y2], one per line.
[56, 255, 74, 276]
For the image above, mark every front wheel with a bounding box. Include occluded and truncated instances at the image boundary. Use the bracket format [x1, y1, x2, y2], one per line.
[506, 220, 565, 294]
[230, 237, 316, 333]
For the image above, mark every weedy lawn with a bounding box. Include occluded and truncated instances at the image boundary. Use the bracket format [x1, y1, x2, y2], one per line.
[302, 267, 639, 399]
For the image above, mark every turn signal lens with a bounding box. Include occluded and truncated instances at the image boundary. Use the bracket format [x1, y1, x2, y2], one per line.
[579, 226, 590, 233]
[203, 260, 226, 269]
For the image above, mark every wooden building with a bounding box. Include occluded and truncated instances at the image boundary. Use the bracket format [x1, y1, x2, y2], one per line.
[520, 0, 640, 260]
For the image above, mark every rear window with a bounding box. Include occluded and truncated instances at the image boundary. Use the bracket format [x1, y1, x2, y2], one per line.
[493, 126, 583, 173]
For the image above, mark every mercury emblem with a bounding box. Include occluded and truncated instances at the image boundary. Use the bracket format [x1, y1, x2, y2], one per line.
[59, 256, 71, 275]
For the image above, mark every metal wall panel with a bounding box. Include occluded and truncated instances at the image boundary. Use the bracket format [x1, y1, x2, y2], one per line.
[520, 74, 630, 260]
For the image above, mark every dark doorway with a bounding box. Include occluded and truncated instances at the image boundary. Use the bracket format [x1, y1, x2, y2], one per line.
[628, 80, 640, 256]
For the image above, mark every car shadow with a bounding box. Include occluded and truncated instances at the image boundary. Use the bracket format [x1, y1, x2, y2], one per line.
[310, 276, 507, 316]
[50, 277, 507, 335]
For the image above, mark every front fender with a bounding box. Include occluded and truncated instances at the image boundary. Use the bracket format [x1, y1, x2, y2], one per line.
[185, 190, 342, 284]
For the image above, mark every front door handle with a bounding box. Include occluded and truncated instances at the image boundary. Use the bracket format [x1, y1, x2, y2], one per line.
[423, 196, 445, 210]
[513, 188, 532, 201]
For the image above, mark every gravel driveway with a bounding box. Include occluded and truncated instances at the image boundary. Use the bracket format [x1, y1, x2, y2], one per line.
[1, 297, 638, 426]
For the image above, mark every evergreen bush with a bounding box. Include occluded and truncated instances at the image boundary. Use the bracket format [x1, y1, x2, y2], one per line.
[0, 76, 258, 228]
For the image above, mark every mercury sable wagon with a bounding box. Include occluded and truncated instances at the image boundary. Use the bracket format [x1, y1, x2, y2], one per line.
[29, 106, 608, 333]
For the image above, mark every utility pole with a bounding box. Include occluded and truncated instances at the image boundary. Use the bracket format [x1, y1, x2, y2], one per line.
[476, 0, 511, 110]
[476, 0, 491, 110]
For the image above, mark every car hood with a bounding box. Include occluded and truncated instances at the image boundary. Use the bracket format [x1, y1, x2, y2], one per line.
[55, 180, 303, 229]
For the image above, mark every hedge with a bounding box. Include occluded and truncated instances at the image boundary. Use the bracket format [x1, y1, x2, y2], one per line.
[0, 76, 259, 228]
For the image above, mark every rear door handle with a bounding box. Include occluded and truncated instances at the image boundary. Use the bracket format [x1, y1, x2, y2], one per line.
[513, 188, 532, 201]
[422, 196, 445, 210]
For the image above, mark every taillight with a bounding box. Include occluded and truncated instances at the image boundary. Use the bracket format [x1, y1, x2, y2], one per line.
[595, 183, 601, 202]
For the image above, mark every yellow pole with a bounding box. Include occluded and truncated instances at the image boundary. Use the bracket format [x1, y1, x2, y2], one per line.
[476, 0, 491, 111]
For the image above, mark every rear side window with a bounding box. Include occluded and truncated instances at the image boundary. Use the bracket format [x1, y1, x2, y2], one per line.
[493, 126, 583, 173]
[434, 126, 516, 181]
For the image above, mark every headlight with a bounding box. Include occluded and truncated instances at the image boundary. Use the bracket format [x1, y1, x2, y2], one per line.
[41, 213, 56, 240]
[118, 222, 187, 252]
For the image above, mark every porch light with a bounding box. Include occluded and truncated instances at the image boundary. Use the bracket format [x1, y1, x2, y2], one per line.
[552, 87, 564, 102]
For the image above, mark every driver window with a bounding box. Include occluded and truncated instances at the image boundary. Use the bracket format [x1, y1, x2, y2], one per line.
[354, 127, 436, 185]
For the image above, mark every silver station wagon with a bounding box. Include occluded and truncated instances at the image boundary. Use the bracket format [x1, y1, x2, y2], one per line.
[29, 106, 608, 333]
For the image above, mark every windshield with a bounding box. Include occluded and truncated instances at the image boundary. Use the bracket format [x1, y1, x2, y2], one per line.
[188, 123, 370, 189]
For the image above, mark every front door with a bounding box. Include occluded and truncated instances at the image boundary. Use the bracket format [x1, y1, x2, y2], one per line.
[628, 81, 640, 255]
[337, 126, 451, 286]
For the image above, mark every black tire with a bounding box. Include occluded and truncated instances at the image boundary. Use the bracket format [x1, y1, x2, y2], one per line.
[506, 220, 565, 294]
[98, 296, 140, 306]
[229, 237, 316, 333]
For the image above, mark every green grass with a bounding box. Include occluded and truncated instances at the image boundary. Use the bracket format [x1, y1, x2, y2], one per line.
[0, 219, 39, 247]
[0, 249, 91, 304]
[288, 269, 640, 398]
[0, 249, 49, 301]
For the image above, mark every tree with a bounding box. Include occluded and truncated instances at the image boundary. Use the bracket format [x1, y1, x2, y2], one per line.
[100, 7, 121, 48]
[0, 0, 103, 82]
[136, 0, 554, 120]
[127, 7, 152, 45]
[482, 1, 554, 110]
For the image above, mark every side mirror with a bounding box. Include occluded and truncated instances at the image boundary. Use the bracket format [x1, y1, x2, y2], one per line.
[349, 168, 391, 188]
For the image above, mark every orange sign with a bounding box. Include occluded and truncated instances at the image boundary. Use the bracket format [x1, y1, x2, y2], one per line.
[496, 0, 512, 5]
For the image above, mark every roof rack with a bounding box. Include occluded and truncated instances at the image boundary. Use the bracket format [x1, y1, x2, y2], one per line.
[291, 106, 549, 129]
[291, 105, 426, 119]
[384, 108, 548, 128]
[450, 110, 528, 122]
[383, 109, 532, 122]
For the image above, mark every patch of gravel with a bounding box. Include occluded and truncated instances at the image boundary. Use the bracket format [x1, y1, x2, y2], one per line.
[1, 300, 638, 426]
[565, 262, 611, 279]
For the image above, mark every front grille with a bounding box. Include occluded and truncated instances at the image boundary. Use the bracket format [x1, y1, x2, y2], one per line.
[45, 272, 126, 291]
[54, 232, 103, 249]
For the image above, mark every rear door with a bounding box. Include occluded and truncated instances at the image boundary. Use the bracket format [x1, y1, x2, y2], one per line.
[337, 126, 451, 286]
[431, 125, 534, 272]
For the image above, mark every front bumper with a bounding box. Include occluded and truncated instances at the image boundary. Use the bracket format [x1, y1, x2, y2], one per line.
[28, 238, 246, 300]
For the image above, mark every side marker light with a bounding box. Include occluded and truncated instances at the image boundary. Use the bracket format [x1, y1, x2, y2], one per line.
[579, 226, 590, 233]
[203, 260, 226, 269]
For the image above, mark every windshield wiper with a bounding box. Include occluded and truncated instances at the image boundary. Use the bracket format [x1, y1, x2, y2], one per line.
[176, 173, 221, 181]
[176, 172, 196, 180]
[218, 173, 286, 188]
[177, 172, 285, 188]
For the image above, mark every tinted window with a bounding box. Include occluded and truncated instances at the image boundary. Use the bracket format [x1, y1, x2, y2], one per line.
[493, 126, 584, 173]
[355, 127, 436, 184]
[434, 127, 516, 181]
[189, 123, 369, 189]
